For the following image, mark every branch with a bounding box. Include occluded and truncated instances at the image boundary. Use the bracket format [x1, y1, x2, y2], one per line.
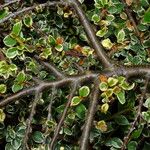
[123, 65, 150, 78]
[0, 0, 20, 10]
[80, 79, 100, 150]
[121, 0, 140, 37]
[121, 76, 149, 150]
[23, 91, 42, 150]
[0, 73, 97, 108]
[0, 1, 67, 24]
[67, 0, 113, 68]
[49, 82, 78, 149]
[34, 55, 65, 79]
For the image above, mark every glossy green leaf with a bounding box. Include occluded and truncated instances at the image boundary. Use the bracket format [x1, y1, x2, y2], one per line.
[3, 35, 17, 47]
[12, 21, 22, 35]
[119, 82, 135, 90]
[99, 82, 108, 91]
[64, 128, 72, 135]
[127, 141, 137, 150]
[114, 115, 129, 125]
[117, 30, 125, 43]
[32, 131, 44, 143]
[79, 86, 90, 97]
[101, 38, 113, 49]
[143, 97, 150, 108]
[55, 44, 63, 52]
[12, 84, 23, 93]
[108, 77, 118, 87]
[6, 47, 18, 58]
[0, 84, 7, 94]
[23, 15, 33, 27]
[0, 109, 6, 122]
[116, 90, 126, 104]
[75, 104, 86, 119]
[101, 89, 113, 98]
[105, 137, 123, 148]
[96, 27, 108, 37]
[48, 35, 56, 46]
[70, 96, 82, 106]
[16, 71, 26, 83]
[144, 8, 150, 23]
[0, 8, 9, 20]
[92, 14, 100, 23]
[142, 111, 150, 123]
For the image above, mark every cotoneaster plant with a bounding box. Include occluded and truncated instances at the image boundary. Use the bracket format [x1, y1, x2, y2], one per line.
[0, 0, 150, 150]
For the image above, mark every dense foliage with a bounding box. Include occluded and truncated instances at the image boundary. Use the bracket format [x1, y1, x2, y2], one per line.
[0, 0, 150, 150]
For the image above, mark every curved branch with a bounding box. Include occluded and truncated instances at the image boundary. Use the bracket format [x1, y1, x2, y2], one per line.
[0, 1, 67, 24]
[0, 73, 97, 108]
[121, 0, 140, 37]
[34, 55, 65, 79]
[0, 0, 20, 10]
[80, 79, 100, 150]
[23, 91, 42, 150]
[50, 82, 78, 149]
[67, 0, 113, 68]
[121, 76, 149, 150]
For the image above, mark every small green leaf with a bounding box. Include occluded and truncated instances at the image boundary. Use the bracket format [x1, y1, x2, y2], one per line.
[12, 21, 22, 35]
[55, 44, 63, 52]
[101, 38, 113, 49]
[16, 71, 26, 83]
[0, 84, 7, 94]
[106, 137, 123, 149]
[96, 120, 107, 132]
[142, 111, 150, 123]
[6, 47, 18, 58]
[99, 82, 108, 91]
[12, 84, 23, 93]
[79, 86, 90, 97]
[100, 0, 108, 6]
[75, 104, 86, 119]
[3, 35, 17, 47]
[127, 141, 137, 150]
[108, 77, 118, 87]
[70, 96, 82, 106]
[101, 89, 113, 98]
[116, 90, 125, 104]
[143, 98, 150, 108]
[144, 8, 150, 23]
[23, 15, 33, 27]
[114, 115, 129, 125]
[0, 109, 6, 122]
[48, 35, 56, 46]
[117, 29, 125, 43]
[119, 82, 135, 90]
[92, 14, 100, 23]
[101, 103, 109, 114]
[32, 131, 44, 143]
[0, 8, 9, 20]
[96, 27, 108, 37]
[64, 128, 72, 135]
[117, 76, 126, 84]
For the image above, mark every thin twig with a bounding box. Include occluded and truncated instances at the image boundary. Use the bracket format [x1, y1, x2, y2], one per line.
[121, 76, 149, 150]
[0, 0, 20, 10]
[67, 0, 113, 68]
[80, 78, 100, 150]
[121, 0, 140, 37]
[49, 82, 78, 149]
[23, 91, 42, 150]
[0, 1, 67, 24]
[34, 55, 65, 79]
[0, 73, 98, 108]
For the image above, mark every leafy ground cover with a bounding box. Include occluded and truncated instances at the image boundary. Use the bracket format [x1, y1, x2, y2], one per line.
[0, 0, 150, 149]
